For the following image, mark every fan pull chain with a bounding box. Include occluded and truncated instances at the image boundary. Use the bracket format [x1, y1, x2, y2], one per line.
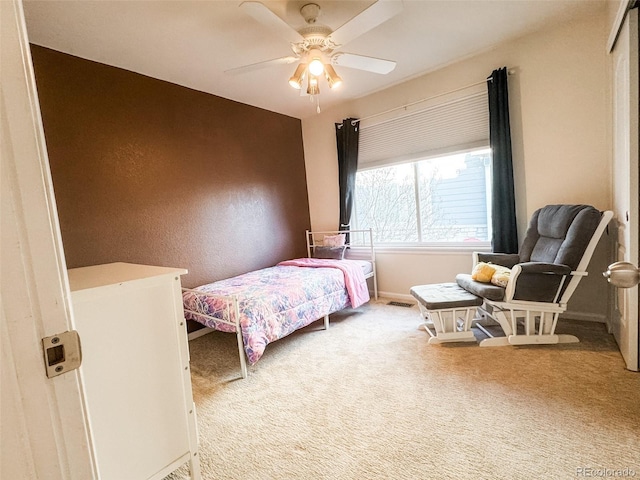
[308, 93, 321, 113]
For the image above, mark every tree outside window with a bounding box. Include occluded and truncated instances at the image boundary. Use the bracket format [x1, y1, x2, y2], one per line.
[353, 149, 491, 245]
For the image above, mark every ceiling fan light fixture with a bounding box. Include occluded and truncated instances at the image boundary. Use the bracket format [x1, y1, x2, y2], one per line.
[308, 57, 324, 76]
[307, 75, 320, 96]
[236, 0, 402, 113]
[288, 63, 307, 89]
[324, 64, 342, 89]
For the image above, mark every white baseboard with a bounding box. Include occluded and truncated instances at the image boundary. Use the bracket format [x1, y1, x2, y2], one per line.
[187, 326, 215, 341]
[560, 311, 607, 323]
[377, 291, 417, 303]
[380, 291, 607, 324]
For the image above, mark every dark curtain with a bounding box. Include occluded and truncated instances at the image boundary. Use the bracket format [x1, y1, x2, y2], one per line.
[335, 118, 360, 235]
[488, 67, 518, 253]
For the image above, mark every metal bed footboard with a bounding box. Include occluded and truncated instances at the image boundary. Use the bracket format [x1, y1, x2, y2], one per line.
[181, 289, 247, 379]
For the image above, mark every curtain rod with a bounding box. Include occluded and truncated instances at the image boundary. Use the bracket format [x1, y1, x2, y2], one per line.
[352, 69, 513, 126]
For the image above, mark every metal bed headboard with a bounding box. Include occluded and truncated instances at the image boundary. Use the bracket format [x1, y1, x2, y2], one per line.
[305, 228, 377, 299]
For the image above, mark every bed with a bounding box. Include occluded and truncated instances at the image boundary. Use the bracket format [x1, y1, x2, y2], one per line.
[182, 229, 377, 378]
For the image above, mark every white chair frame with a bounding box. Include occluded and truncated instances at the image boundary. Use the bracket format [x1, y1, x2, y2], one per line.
[474, 210, 614, 347]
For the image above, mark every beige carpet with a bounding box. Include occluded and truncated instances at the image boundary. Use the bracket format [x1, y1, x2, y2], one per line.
[167, 299, 640, 480]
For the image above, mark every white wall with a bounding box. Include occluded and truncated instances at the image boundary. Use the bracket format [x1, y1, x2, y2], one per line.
[302, 8, 613, 317]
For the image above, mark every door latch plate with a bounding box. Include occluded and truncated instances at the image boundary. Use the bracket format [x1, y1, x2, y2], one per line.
[42, 330, 82, 378]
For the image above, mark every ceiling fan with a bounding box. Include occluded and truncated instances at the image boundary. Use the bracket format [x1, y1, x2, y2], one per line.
[227, 1, 403, 111]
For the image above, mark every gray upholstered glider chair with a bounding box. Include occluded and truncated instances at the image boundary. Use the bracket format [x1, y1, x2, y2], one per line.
[456, 204, 613, 346]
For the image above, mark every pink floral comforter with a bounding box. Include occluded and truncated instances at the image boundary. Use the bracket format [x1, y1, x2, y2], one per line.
[277, 258, 370, 308]
[182, 260, 370, 365]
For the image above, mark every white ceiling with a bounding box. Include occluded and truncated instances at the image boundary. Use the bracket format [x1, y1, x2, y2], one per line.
[23, 0, 604, 120]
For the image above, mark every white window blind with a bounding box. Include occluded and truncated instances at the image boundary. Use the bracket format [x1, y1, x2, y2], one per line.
[358, 92, 489, 168]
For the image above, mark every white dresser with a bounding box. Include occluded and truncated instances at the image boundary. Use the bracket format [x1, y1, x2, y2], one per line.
[68, 262, 200, 480]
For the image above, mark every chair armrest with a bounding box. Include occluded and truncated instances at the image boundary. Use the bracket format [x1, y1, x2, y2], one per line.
[476, 252, 520, 268]
[517, 262, 572, 276]
[506, 263, 572, 303]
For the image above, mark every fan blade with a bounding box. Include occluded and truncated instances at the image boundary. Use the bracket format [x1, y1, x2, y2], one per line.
[225, 56, 299, 75]
[331, 53, 396, 74]
[329, 0, 403, 47]
[240, 2, 303, 43]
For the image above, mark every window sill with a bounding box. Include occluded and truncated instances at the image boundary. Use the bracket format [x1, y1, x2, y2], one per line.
[349, 243, 492, 256]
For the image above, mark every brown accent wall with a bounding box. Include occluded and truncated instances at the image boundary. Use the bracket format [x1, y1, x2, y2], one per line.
[31, 45, 311, 290]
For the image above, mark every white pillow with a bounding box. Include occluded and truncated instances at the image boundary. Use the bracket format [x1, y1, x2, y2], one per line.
[323, 234, 346, 247]
[490, 265, 511, 287]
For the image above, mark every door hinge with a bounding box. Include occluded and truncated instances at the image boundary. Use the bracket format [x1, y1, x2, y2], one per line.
[42, 330, 82, 378]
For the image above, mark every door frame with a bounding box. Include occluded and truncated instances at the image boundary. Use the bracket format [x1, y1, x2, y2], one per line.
[1, 0, 97, 477]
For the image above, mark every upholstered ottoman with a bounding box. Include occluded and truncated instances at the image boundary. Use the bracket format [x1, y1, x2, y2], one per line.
[410, 283, 483, 344]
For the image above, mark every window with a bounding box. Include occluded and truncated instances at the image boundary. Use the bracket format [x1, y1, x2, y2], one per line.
[353, 148, 492, 245]
[352, 90, 491, 247]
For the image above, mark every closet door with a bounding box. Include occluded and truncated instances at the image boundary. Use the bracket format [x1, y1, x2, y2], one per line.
[611, 7, 639, 371]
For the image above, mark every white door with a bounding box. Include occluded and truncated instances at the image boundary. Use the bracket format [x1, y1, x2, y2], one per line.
[611, 7, 639, 372]
[0, 0, 98, 478]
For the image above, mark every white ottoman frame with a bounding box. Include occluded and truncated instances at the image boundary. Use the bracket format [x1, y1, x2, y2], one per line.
[417, 302, 477, 344]
[411, 283, 482, 345]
